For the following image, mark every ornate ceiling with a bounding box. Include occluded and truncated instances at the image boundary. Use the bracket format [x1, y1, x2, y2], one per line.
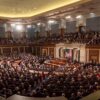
[0, 0, 82, 18]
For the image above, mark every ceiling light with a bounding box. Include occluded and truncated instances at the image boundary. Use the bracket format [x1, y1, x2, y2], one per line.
[76, 15, 83, 19]
[37, 23, 41, 26]
[90, 13, 96, 18]
[48, 20, 56, 24]
[16, 25, 23, 31]
[27, 25, 31, 28]
[65, 15, 71, 19]
[11, 23, 16, 27]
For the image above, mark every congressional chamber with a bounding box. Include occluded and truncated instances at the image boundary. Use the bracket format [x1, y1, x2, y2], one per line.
[0, 0, 99, 100]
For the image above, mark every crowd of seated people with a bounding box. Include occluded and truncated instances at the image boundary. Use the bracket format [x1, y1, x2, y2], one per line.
[32, 31, 100, 44]
[0, 54, 51, 98]
[0, 31, 100, 45]
[87, 36, 100, 45]
[0, 53, 99, 100]
[37, 64, 100, 100]
[0, 38, 35, 45]
[64, 31, 100, 44]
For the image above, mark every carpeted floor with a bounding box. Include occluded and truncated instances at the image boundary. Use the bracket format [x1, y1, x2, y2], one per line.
[81, 90, 100, 100]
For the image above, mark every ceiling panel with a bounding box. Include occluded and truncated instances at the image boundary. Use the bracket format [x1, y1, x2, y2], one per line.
[0, 0, 82, 18]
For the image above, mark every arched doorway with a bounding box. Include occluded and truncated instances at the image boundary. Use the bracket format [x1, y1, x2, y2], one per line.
[59, 47, 64, 58]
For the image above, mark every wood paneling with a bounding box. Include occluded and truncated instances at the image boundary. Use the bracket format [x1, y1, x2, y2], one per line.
[0, 44, 55, 56]
[25, 47, 31, 53]
[36, 47, 41, 56]
[0, 48, 1, 54]
[12, 47, 18, 53]
[42, 48, 48, 56]
[49, 48, 54, 57]
[89, 50, 99, 63]
[20, 47, 24, 53]
[3, 48, 11, 54]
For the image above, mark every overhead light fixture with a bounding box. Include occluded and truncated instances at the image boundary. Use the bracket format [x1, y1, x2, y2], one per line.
[89, 13, 96, 18]
[16, 25, 23, 31]
[76, 15, 83, 19]
[65, 15, 71, 19]
[48, 20, 56, 24]
[27, 25, 31, 28]
[11, 23, 16, 27]
[37, 23, 41, 26]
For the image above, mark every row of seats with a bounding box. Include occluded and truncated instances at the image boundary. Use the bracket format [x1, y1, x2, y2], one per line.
[0, 31, 100, 45]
